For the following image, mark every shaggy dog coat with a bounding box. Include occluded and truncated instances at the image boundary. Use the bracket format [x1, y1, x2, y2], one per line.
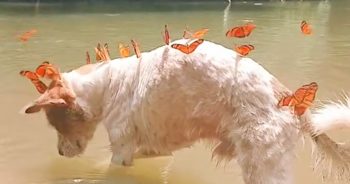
[23, 39, 350, 184]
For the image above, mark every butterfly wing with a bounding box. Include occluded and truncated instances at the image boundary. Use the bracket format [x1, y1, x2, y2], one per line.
[277, 82, 318, 116]
[242, 23, 256, 37]
[183, 30, 190, 39]
[35, 61, 60, 80]
[182, 26, 192, 39]
[187, 39, 204, 54]
[171, 43, 189, 54]
[294, 106, 308, 116]
[19, 29, 37, 42]
[301, 20, 312, 35]
[95, 43, 102, 61]
[35, 61, 50, 78]
[235, 45, 254, 56]
[20, 70, 47, 94]
[226, 27, 246, 38]
[192, 29, 209, 39]
[102, 43, 111, 61]
[86, 51, 91, 64]
[293, 82, 318, 104]
[19, 33, 29, 42]
[278, 95, 294, 107]
[293, 82, 318, 115]
[131, 39, 141, 58]
[235, 45, 246, 56]
[119, 43, 130, 58]
[163, 25, 170, 45]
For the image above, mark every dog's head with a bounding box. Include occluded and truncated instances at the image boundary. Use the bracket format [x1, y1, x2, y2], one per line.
[22, 76, 97, 158]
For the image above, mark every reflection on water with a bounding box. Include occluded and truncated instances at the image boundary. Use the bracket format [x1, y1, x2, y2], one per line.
[0, 1, 349, 184]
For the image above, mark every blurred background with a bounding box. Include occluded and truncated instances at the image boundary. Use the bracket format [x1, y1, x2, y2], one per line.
[1, 0, 350, 184]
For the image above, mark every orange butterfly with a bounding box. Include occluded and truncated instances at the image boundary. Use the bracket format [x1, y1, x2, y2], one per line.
[35, 61, 60, 80]
[235, 44, 255, 56]
[95, 43, 111, 62]
[19, 70, 47, 94]
[86, 51, 91, 64]
[278, 82, 318, 116]
[95, 43, 102, 61]
[226, 22, 256, 38]
[131, 39, 141, 59]
[300, 20, 312, 35]
[104, 43, 110, 57]
[183, 28, 209, 39]
[162, 24, 171, 45]
[19, 29, 37, 42]
[171, 39, 204, 54]
[119, 43, 130, 58]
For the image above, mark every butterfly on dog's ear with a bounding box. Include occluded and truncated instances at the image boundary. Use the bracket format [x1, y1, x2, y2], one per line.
[300, 20, 312, 35]
[171, 39, 204, 54]
[278, 82, 318, 116]
[19, 70, 47, 94]
[35, 61, 60, 80]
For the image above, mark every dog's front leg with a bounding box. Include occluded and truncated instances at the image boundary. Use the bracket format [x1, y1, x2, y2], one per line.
[134, 147, 173, 159]
[110, 136, 136, 166]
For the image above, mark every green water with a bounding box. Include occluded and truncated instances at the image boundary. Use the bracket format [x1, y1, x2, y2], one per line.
[0, 1, 349, 184]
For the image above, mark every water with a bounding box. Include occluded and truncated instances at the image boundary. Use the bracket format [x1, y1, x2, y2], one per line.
[0, 1, 349, 184]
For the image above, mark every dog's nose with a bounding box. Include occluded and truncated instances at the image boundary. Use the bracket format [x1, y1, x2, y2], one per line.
[58, 149, 64, 156]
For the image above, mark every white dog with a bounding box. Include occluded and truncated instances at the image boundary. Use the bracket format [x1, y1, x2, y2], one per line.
[22, 39, 350, 184]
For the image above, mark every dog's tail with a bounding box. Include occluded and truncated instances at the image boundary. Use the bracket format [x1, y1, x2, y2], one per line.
[305, 97, 350, 182]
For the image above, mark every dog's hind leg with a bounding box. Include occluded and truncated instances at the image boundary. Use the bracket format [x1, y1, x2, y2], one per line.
[211, 140, 236, 165]
[234, 122, 298, 184]
[236, 142, 294, 184]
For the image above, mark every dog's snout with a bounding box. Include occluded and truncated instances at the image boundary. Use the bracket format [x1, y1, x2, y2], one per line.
[58, 149, 64, 156]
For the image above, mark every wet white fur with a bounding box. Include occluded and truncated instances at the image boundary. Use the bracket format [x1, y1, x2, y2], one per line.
[60, 39, 350, 184]
[312, 98, 350, 135]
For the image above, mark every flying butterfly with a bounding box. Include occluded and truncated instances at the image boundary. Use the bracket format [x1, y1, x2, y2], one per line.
[235, 44, 255, 56]
[183, 28, 209, 39]
[278, 82, 318, 116]
[18, 29, 38, 42]
[226, 22, 256, 38]
[171, 39, 204, 54]
[19, 70, 47, 94]
[131, 39, 141, 59]
[300, 20, 312, 35]
[119, 43, 130, 58]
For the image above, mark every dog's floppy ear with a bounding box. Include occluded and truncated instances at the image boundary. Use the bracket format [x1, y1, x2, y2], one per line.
[22, 98, 68, 114]
[21, 75, 76, 114]
[22, 103, 41, 114]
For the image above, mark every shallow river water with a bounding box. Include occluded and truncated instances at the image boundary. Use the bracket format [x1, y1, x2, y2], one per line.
[0, 1, 349, 184]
